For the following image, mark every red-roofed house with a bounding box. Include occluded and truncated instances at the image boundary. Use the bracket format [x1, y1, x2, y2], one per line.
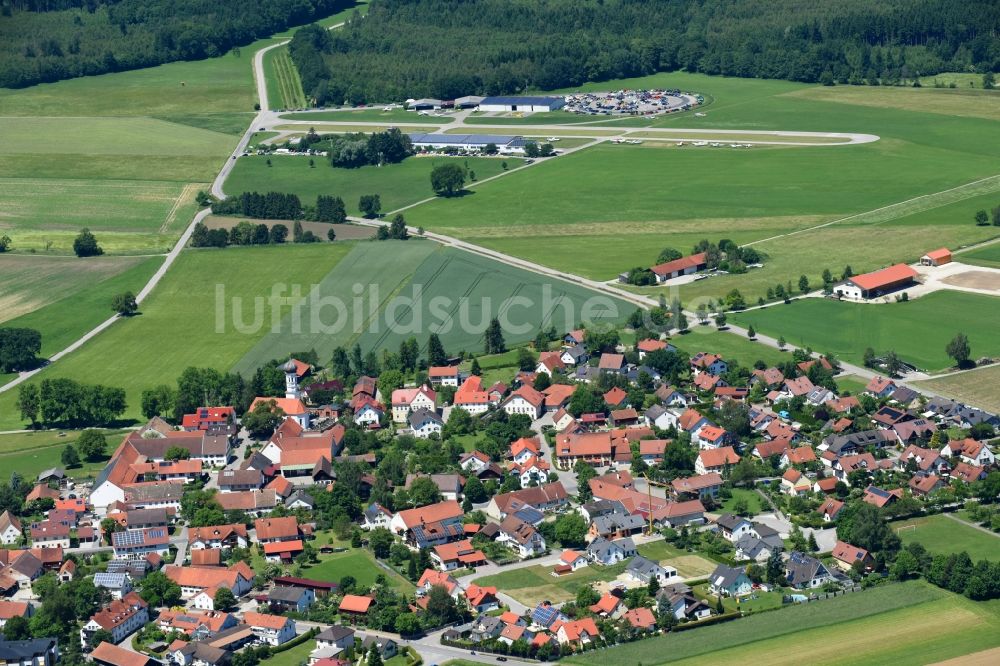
[431, 539, 487, 571]
[588, 593, 623, 619]
[243, 611, 295, 645]
[338, 595, 374, 619]
[832, 541, 874, 572]
[556, 618, 600, 648]
[428, 366, 461, 387]
[818, 497, 845, 522]
[501, 386, 545, 419]
[695, 447, 740, 475]
[391, 385, 436, 423]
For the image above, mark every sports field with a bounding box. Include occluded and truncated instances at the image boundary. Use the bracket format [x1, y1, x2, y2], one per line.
[729, 291, 1000, 373]
[566, 581, 1000, 666]
[0, 244, 351, 429]
[233, 241, 633, 372]
[895, 514, 1000, 562]
[0, 255, 162, 357]
[224, 153, 524, 215]
[912, 365, 1000, 413]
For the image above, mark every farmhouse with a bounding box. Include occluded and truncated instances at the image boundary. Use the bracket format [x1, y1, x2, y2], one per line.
[650, 253, 708, 282]
[833, 264, 918, 300]
[478, 96, 566, 112]
[407, 133, 528, 154]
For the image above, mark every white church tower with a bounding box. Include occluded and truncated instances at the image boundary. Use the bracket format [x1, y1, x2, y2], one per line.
[283, 360, 300, 399]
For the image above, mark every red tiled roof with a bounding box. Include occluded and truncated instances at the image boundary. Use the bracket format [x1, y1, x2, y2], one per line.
[338, 594, 374, 613]
[651, 253, 707, 276]
[848, 264, 918, 291]
[697, 446, 740, 468]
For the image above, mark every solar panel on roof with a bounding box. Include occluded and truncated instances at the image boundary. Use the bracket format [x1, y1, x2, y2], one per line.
[94, 572, 127, 586]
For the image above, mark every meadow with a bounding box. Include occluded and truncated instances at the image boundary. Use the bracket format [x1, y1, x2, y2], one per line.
[0, 430, 127, 482]
[566, 581, 1000, 666]
[233, 242, 634, 372]
[224, 153, 524, 215]
[0, 255, 162, 357]
[729, 291, 1000, 374]
[671, 327, 791, 370]
[0, 244, 352, 429]
[264, 47, 307, 111]
[393, 73, 1000, 306]
[894, 514, 1000, 562]
[912, 365, 1000, 413]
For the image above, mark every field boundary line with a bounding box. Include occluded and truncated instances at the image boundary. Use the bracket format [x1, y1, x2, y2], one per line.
[747, 172, 1000, 246]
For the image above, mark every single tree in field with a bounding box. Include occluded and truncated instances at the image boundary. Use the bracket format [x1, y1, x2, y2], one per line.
[747, 325, 756, 339]
[484, 318, 506, 354]
[76, 429, 107, 461]
[984, 71, 996, 90]
[714, 313, 727, 329]
[470, 358, 482, 376]
[359, 194, 381, 218]
[696, 303, 708, 324]
[777, 336, 786, 350]
[61, 444, 80, 468]
[430, 163, 465, 197]
[946, 332, 971, 368]
[798, 274, 809, 294]
[675, 312, 689, 332]
[73, 228, 103, 257]
[0, 235, 10, 252]
[112, 291, 138, 316]
[975, 209, 989, 226]
[327, 228, 336, 241]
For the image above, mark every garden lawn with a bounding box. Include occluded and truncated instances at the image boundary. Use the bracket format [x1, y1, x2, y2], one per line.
[258, 640, 314, 666]
[730, 291, 1000, 374]
[474, 562, 627, 608]
[567, 581, 1000, 666]
[912, 365, 1000, 413]
[0, 430, 127, 482]
[894, 514, 1000, 562]
[636, 540, 718, 579]
[303, 548, 413, 593]
[223, 154, 524, 216]
[719, 488, 764, 516]
[0, 244, 351, 430]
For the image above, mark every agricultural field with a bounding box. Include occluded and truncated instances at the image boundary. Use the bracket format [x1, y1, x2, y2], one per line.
[224, 153, 524, 216]
[0, 255, 162, 357]
[913, 365, 1000, 413]
[960, 242, 1000, 269]
[671, 327, 790, 370]
[0, 244, 351, 429]
[232, 242, 634, 373]
[729, 291, 1000, 374]
[894, 514, 1000, 563]
[395, 72, 1000, 306]
[567, 581, 1000, 666]
[264, 47, 307, 110]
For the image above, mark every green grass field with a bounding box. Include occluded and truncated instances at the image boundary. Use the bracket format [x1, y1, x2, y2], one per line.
[0, 430, 127, 482]
[0, 255, 162, 357]
[671, 328, 790, 370]
[960, 242, 1000, 269]
[264, 47, 307, 110]
[729, 291, 1000, 373]
[474, 562, 629, 607]
[258, 640, 314, 666]
[0, 244, 351, 429]
[233, 241, 634, 371]
[224, 154, 524, 215]
[303, 547, 413, 593]
[279, 109, 449, 123]
[895, 514, 1000, 562]
[636, 540, 718, 578]
[720, 488, 764, 516]
[912, 365, 1000, 413]
[567, 581, 1000, 666]
[389, 72, 1000, 306]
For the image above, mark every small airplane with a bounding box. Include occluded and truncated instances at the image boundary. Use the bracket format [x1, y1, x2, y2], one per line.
[418, 110, 430, 116]
[628, 139, 642, 144]
[546, 137, 561, 142]
[676, 141, 685, 146]
[710, 142, 722, 147]
[695, 112, 707, 117]
[693, 141, 708, 147]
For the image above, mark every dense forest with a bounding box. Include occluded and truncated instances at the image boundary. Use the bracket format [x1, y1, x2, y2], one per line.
[0, 0, 352, 88]
[289, 0, 1000, 104]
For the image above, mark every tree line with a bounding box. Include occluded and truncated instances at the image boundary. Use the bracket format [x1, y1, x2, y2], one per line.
[0, 0, 353, 88]
[287, 0, 1000, 105]
[17, 378, 126, 428]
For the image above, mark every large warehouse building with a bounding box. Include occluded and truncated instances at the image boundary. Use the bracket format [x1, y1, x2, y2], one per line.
[478, 96, 566, 112]
[833, 264, 918, 300]
[408, 133, 527, 154]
